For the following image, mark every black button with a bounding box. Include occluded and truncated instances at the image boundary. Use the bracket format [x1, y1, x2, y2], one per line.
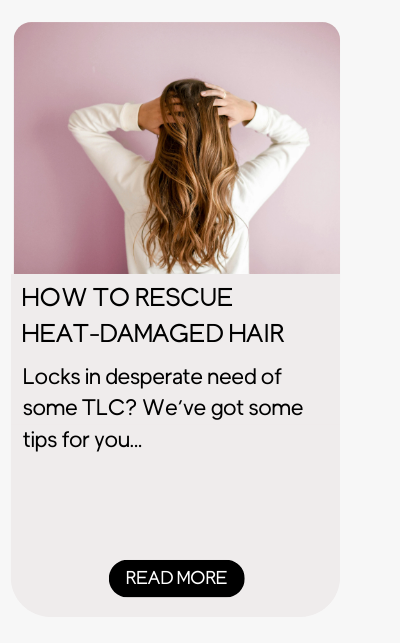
[109, 560, 245, 597]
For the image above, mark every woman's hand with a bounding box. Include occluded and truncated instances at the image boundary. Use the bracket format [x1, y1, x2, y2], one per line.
[138, 98, 163, 135]
[200, 82, 256, 128]
[138, 97, 182, 135]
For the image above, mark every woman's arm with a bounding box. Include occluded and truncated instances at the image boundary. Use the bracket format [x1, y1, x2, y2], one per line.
[201, 83, 310, 223]
[68, 103, 149, 211]
[236, 103, 310, 221]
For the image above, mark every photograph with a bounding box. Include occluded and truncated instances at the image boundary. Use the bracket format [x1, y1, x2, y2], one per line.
[14, 22, 339, 274]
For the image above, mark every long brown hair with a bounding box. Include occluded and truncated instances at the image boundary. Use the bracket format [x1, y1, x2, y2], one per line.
[143, 78, 239, 273]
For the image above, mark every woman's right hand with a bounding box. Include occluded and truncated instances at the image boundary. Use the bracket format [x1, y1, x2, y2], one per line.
[200, 83, 256, 128]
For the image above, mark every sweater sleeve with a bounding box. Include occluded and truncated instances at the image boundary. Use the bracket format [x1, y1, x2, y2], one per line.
[234, 103, 310, 223]
[68, 103, 150, 212]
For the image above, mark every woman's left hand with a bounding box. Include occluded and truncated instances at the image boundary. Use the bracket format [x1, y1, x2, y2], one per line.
[138, 97, 182, 135]
[137, 98, 163, 135]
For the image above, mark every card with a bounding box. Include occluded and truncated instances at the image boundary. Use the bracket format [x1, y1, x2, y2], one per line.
[13, 22, 339, 617]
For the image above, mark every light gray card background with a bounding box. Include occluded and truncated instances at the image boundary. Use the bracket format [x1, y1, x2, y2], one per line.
[12, 275, 339, 616]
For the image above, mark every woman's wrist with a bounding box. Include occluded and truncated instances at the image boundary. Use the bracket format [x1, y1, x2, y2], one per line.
[242, 101, 257, 125]
[137, 103, 147, 130]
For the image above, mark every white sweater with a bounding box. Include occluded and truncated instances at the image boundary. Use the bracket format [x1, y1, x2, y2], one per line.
[68, 101, 310, 274]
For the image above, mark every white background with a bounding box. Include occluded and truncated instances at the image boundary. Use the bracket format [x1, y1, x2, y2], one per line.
[2, 2, 400, 641]
[12, 275, 339, 617]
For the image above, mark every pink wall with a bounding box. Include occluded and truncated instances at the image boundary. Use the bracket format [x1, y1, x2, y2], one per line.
[14, 22, 339, 274]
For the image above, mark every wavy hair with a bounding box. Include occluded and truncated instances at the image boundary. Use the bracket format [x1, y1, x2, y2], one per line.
[142, 78, 239, 273]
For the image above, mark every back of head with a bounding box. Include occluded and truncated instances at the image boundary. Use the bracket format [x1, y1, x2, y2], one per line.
[144, 78, 239, 273]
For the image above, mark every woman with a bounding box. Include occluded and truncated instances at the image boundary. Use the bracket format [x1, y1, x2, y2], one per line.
[68, 79, 309, 274]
